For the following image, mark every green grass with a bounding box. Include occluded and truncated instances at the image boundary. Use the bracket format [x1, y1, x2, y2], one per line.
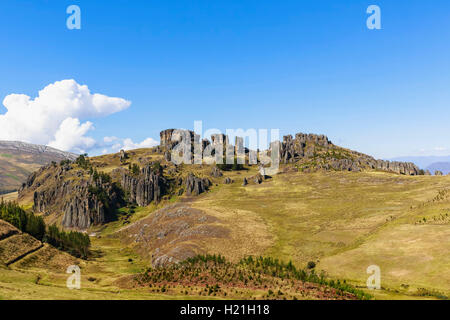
[4, 173, 20, 181]
[192, 171, 450, 298]
[4, 162, 449, 300]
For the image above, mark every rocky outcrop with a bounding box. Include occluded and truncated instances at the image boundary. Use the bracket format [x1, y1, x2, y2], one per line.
[119, 150, 127, 162]
[375, 160, 419, 176]
[224, 177, 233, 184]
[435, 170, 443, 176]
[242, 178, 248, 186]
[184, 174, 211, 196]
[32, 173, 122, 230]
[121, 164, 164, 206]
[62, 191, 106, 229]
[18, 161, 123, 230]
[275, 131, 420, 175]
[210, 166, 223, 178]
[280, 133, 330, 164]
[160, 129, 198, 151]
[253, 174, 263, 184]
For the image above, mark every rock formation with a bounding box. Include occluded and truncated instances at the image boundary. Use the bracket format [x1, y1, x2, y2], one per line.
[121, 164, 164, 206]
[210, 166, 223, 178]
[120, 149, 127, 162]
[184, 173, 211, 196]
[29, 171, 122, 230]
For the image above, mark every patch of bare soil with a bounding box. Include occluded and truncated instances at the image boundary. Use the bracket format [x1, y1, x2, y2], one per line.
[118, 204, 229, 266]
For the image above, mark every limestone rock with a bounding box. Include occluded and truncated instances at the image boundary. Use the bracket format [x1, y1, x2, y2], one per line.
[119, 149, 127, 162]
[184, 173, 210, 196]
[121, 165, 164, 207]
[210, 166, 223, 178]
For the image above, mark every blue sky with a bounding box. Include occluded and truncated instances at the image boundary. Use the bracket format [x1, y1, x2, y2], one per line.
[0, 0, 449, 158]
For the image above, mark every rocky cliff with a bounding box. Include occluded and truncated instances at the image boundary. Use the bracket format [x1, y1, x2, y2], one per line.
[158, 129, 420, 176]
[277, 133, 419, 175]
[120, 164, 165, 207]
[19, 161, 123, 230]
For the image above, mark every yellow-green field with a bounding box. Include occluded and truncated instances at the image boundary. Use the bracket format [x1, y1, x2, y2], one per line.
[191, 170, 450, 299]
[1, 168, 449, 300]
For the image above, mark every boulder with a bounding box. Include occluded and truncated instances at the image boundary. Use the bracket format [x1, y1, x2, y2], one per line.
[184, 173, 210, 196]
[119, 149, 127, 162]
[210, 166, 223, 178]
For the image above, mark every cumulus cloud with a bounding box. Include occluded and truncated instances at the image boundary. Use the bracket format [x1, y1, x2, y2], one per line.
[48, 118, 96, 154]
[103, 136, 159, 153]
[0, 79, 132, 153]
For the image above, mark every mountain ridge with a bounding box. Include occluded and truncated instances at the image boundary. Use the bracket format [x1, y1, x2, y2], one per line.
[0, 140, 77, 194]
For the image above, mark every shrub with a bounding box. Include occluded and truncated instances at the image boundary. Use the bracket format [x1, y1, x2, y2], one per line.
[75, 154, 90, 170]
[0, 201, 90, 258]
[45, 224, 90, 259]
[0, 201, 45, 240]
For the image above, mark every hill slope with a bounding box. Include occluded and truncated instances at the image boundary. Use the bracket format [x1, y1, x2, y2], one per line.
[426, 162, 450, 175]
[10, 129, 448, 300]
[0, 141, 77, 194]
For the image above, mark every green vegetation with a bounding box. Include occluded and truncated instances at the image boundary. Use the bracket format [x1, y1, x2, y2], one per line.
[59, 159, 71, 166]
[0, 200, 45, 240]
[128, 163, 140, 176]
[91, 168, 112, 184]
[0, 201, 90, 258]
[216, 157, 244, 171]
[151, 161, 162, 173]
[136, 254, 371, 300]
[45, 224, 90, 259]
[415, 288, 448, 300]
[5, 173, 20, 181]
[238, 256, 371, 300]
[75, 154, 90, 170]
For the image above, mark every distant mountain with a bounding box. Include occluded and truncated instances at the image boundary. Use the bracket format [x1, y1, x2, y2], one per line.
[0, 141, 77, 194]
[426, 162, 450, 175]
[389, 155, 450, 169]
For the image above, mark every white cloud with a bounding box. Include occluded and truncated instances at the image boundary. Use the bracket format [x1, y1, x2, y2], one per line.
[434, 147, 447, 151]
[48, 118, 96, 154]
[121, 137, 159, 151]
[0, 79, 131, 153]
[103, 136, 159, 153]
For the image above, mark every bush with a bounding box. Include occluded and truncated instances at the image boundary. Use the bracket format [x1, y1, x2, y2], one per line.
[216, 157, 244, 171]
[0, 201, 45, 240]
[45, 224, 90, 259]
[129, 163, 140, 176]
[0, 200, 90, 258]
[75, 154, 90, 170]
[307, 261, 316, 269]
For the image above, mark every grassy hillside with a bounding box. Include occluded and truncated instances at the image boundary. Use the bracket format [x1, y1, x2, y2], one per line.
[3, 147, 449, 300]
[0, 142, 76, 194]
[190, 171, 450, 299]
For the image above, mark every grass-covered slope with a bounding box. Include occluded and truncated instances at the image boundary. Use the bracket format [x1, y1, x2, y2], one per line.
[6, 143, 450, 300]
[0, 141, 76, 194]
